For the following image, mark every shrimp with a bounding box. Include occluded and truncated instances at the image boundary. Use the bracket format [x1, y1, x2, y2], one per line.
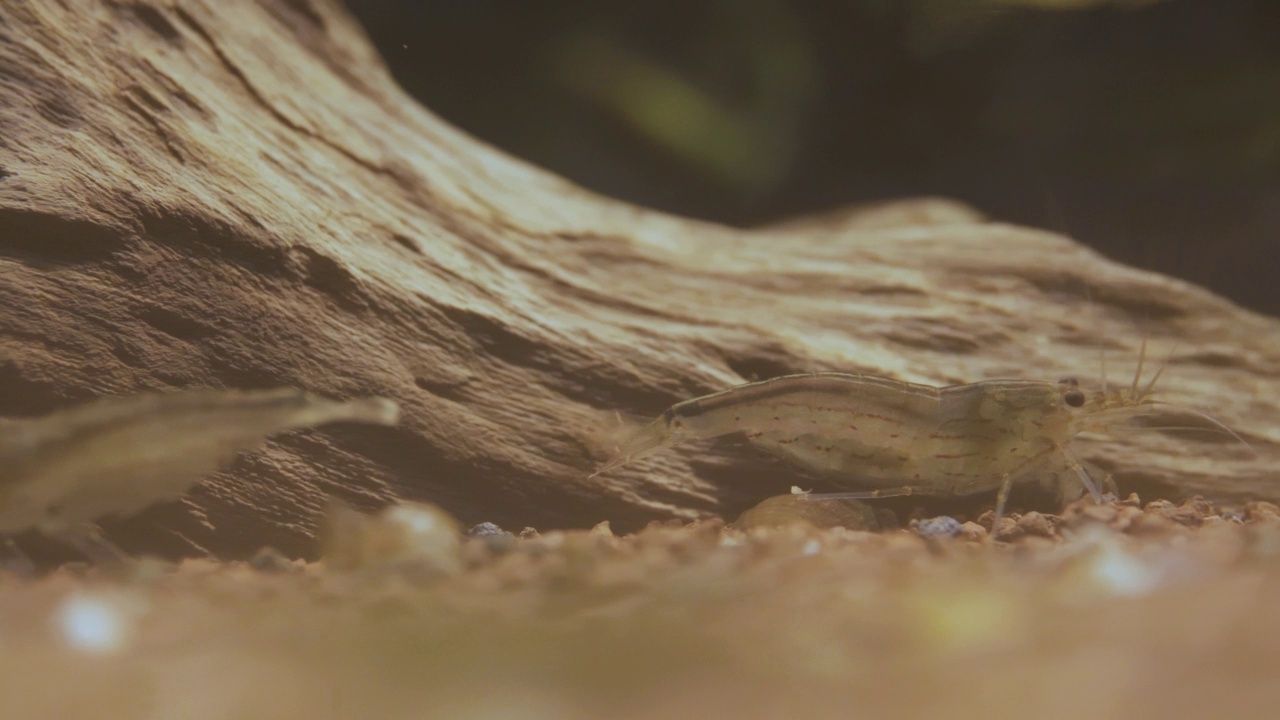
[0, 388, 400, 565]
[593, 345, 1240, 534]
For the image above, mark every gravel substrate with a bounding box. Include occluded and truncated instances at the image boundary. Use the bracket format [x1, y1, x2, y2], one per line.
[2, 495, 1279, 719]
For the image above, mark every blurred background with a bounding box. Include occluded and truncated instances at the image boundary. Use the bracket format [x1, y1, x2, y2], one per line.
[348, 0, 1280, 316]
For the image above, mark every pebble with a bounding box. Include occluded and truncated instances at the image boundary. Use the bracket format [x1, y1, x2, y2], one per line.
[1015, 511, 1054, 538]
[467, 522, 511, 538]
[911, 516, 964, 539]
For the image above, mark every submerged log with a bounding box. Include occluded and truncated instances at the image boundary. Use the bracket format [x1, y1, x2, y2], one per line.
[1, 0, 1276, 559]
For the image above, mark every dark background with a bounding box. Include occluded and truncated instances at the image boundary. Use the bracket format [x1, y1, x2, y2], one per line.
[348, 0, 1280, 316]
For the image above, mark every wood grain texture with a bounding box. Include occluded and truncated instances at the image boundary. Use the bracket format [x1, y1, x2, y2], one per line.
[1, 0, 1276, 559]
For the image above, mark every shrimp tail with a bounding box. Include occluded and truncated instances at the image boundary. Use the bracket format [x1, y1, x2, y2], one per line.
[295, 395, 402, 428]
[591, 414, 677, 477]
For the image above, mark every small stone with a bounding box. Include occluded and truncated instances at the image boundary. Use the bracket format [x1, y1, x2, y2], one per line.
[1117, 493, 1142, 507]
[1127, 512, 1179, 535]
[733, 494, 878, 532]
[1015, 511, 1054, 538]
[1163, 506, 1203, 528]
[467, 522, 510, 538]
[247, 546, 297, 573]
[1220, 508, 1247, 523]
[1062, 500, 1119, 528]
[1113, 504, 1144, 531]
[958, 521, 988, 542]
[1244, 502, 1280, 524]
[465, 523, 516, 556]
[1180, 496, 1215, 517]
[911, 516, 964, 539]
[992, 517, 1021, 541]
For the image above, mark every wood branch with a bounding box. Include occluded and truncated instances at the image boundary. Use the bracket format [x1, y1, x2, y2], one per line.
[1, 0, 1276, 559]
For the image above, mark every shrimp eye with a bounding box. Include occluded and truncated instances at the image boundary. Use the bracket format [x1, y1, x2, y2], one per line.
[1057, 376, 1079, 387]
[1063, 389, 1086, 408]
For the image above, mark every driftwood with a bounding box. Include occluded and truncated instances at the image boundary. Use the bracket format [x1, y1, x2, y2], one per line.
[1, 0, 1277, 559]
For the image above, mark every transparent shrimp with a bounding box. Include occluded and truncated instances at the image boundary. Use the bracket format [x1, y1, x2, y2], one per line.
[593, 345, 1246, 535]
[0, 388, 400, 564]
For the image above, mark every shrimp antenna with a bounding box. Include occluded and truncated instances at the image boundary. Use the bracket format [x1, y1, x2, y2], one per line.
[1108, 424, 1242, 440]
[1141, 343, 1179, 398]
[1099, 341, 1108, 395]
[1144, 400, 1256, 457]
[1130, 339, 1147, 399]
[1087, 289, 1108, 395]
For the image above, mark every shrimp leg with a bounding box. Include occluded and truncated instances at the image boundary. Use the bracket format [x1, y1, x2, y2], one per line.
[991, 450, 1058, 537]
[803, 444, 1072, 538]
[992, 442, 1109, 536]
[1060, 445, 1105, 501]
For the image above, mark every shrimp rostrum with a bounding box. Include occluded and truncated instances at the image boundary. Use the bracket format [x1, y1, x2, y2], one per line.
[594, 350, 1237, 531]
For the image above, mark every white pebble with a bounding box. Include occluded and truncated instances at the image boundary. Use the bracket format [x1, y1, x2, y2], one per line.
[386, 505, 439, 536]
[1091, 544, 1160, 597]
[55, 592, 142, 655]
